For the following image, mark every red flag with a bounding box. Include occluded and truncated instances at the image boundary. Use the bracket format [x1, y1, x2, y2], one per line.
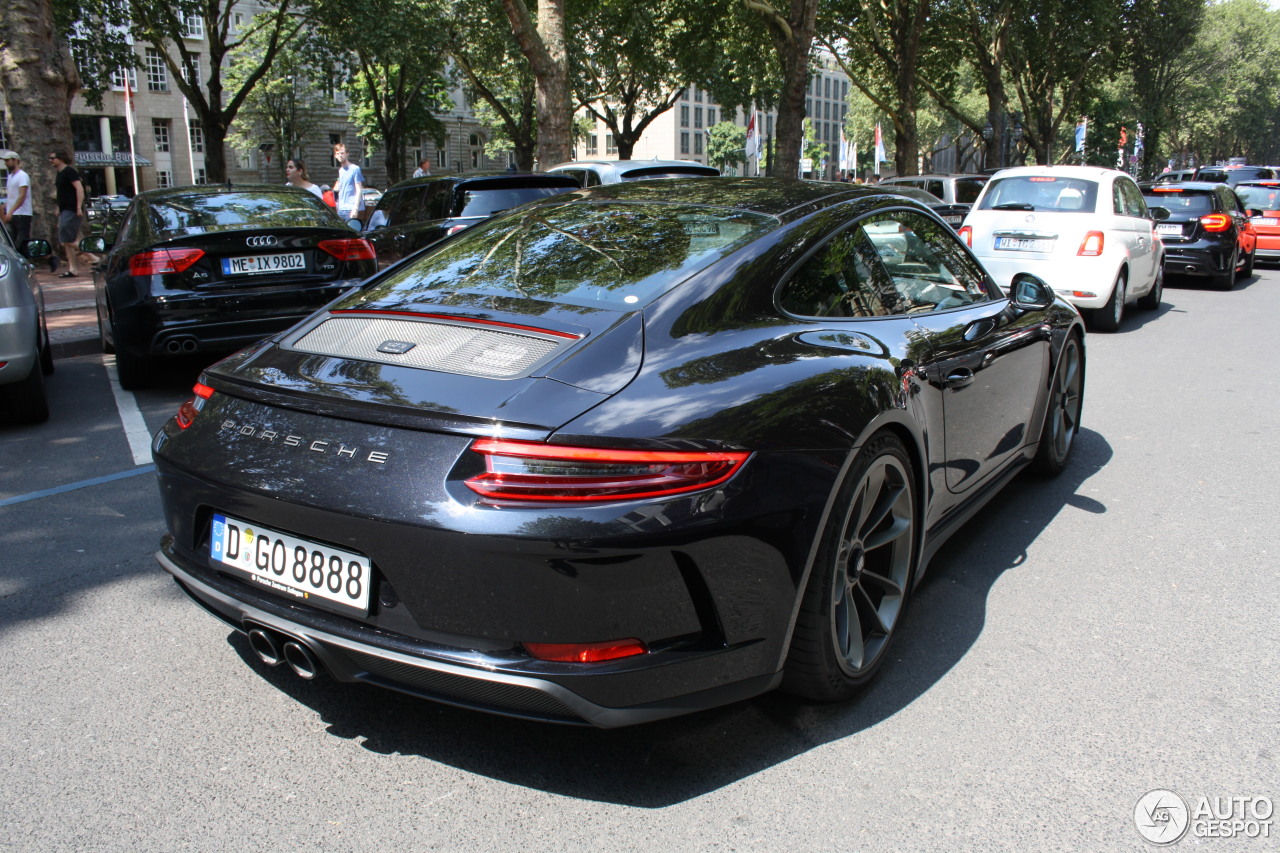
[123, 79, 137, 136]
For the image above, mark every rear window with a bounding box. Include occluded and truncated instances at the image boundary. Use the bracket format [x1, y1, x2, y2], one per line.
[1142, 189, 1215, 213]
[618, 166, 720, 181]
[358, 201, 775, 311]
[978, 176, 1098, 213]
[457, 185, 576, 218]
[1235, 185, 1280, 211]
[953, 178, 987, 204]
[147, 190, 338, 237]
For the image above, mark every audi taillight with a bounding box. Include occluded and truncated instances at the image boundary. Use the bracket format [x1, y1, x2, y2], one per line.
[129, 248, 204, 276]
[958, 225, 973, 247]
[523, 639, 648, 663]
[464, 439, 750, 502]
[175, 382, 214, 430]
[1077, 231, 1105, 256]
[318, 238, 376, 261]
[1200, 213, 1232, 232]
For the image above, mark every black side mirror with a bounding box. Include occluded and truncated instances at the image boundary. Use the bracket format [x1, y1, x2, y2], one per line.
[23, 239, 52, 259]
[1009, 273, 1055, 310]
[80, 236, 108, 254]
[1149, 206, 1171, 222]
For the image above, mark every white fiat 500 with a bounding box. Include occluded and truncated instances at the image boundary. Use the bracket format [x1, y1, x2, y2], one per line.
[960, 166, 1168, 331]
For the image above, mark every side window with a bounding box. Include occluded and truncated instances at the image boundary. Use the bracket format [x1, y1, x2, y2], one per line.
[375, 190, 410, 227]
[423, 183, 452, 220]
[926, 180, 945, 199]
[559, 169, 587, 187]
[861, 210, 994, 313]
[778, 226, 895, 318]
[1120, 179, 1147, 217]
[1112, 183, 1126, 215]
[583, 170, 603, 188]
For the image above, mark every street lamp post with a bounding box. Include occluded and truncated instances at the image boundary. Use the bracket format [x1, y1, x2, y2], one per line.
[457, 116, 464, 173]
[982, 122, 994, 170]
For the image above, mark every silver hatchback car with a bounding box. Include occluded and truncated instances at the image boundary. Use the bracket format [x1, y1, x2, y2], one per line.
[0, 228, 54, 424]
[546, 159, 719, 187]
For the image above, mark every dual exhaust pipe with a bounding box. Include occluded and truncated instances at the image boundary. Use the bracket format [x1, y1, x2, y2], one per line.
[163, 336, 199, 354]
[247, 625, 322, 680]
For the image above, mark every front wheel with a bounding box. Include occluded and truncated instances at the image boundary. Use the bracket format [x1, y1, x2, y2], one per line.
[783, 433, 917, 701]
[1032, 335, 1084, 476]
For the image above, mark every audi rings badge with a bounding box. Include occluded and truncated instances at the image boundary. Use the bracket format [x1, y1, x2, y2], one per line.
[246, 235, 279, 247]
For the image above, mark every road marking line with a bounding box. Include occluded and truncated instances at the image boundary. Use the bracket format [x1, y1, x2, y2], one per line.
[0, 465, 157, 508]
[104, 355, 154, 466]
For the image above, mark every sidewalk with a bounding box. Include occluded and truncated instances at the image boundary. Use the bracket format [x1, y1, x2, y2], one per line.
[37, 265, 101, 360]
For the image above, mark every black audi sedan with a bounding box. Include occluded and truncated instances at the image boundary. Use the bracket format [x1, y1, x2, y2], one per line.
[152, 179, 1086, 727]
[82, 185, 377, 389]
[361, 172, 580, 267]
[1142, 181, 1258, 288]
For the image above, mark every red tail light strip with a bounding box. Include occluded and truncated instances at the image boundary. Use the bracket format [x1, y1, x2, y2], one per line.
[330, 309, 582, 340]
[1200, 213, 1232, 232]
[958, 225, 973, 247]
[524, 639, 648, 663]
[175, 382, 214, 430]
[465, 439, 750, 502]
[317, 238, 377, 262]
[130, 248, 205, 276]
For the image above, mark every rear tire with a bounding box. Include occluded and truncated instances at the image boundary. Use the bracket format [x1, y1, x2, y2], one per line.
[1090, 271, 1126, 332]
[1137, 267, 1163, 311]
[97, 301, 114, 354]
[783, 432, 917, 701]
[40, 321, 55, 376]
[1239, 247, 1255, 279]
[1214, 249, 1237, 290]
[1032, 335, 1084, 476]
[113, 348, 149, 391]
[1, 359, 50, 424]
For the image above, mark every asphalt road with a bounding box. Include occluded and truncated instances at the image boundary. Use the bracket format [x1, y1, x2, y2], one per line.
[1, 273, 1277, 852]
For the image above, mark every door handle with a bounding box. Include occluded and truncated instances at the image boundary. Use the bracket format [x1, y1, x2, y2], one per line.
[945, 368, 975, 389]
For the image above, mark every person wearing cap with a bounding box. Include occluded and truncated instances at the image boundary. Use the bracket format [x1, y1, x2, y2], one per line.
[0, 150, 33, 256]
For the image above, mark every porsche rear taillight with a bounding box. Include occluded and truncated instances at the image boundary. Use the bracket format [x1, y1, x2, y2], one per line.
[175, 382, 214, 429]
[1200, 213, 1232, 232]
[523, 639, 648, 663]
[1077, 231, 1105, 256]
[129, 248, 205, 276]
[958, 225, 973, 247]
[464, 439, 750, 502]
[318, 238, 376, 261]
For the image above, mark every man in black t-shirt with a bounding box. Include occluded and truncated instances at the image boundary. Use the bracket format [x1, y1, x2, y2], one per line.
[50, 150, 84, 277]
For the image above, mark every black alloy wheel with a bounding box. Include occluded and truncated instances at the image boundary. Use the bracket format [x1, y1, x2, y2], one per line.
[1091, 270, 1126, 332]
[784, 432, 917, 700]
[1032, 335, 1084, 476]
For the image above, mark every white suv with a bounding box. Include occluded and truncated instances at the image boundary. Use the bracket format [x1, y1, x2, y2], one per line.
[960, 165, 1166, 331]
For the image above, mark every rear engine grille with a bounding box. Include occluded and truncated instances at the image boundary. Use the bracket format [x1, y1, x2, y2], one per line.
[348, 652, 580, 721]
[286, 315, 564, 378]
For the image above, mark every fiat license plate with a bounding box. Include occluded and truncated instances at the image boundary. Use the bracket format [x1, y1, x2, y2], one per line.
[210, 513, 370, 615]
[221, 253, 305, 275]
[994, 236, 1053, 252]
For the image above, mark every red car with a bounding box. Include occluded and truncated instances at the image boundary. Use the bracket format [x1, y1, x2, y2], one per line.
[1235, 181, 1280, 264]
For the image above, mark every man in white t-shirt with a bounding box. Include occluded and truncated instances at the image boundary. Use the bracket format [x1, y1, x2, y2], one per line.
[0, 150, 33, 255]
[333, 143, 365, 222]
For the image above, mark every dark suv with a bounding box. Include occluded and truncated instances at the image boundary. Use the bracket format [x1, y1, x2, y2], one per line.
[1193, 165, 1277, 187]
[1142, 182, 1258, 288]
[363, 172, 580, 266]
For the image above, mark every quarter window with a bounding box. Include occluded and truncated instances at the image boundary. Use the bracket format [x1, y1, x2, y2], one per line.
[860, 210, 993, 313]
[779, 226, 894, 318]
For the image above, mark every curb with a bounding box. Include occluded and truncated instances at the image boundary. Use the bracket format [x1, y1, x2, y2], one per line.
[51, 335, 102, 360]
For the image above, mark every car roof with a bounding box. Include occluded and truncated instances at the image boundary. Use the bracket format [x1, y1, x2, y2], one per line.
[1143, 181, 1226, 191]
[134, 183, 317, 203]
[383, 172, 578, 192]
[986, 165, 1129, 181]
[548, 159, 715, 171]
[882, 173, 987, 180]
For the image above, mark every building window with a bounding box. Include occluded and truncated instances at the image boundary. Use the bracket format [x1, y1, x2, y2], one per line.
[680, 106, 689, 128]
[694, 133, 703, 155]
[825, 78, 831, 99]
[842, 81, 848, 99]
[182, 13, 204, 39]
[145, 48, 168, 92]
[152, 119, 170, 152]
[189, 118, 204, 153]
[605, 134, 617, 155]
[156, 170, 172, 188]
[707, 108, 716, 125]
[694, 87, 702, 102]
[586, 134, 598, 155]
[680, 132, 689, 154]
[694, 107, 702, 129]
[182, 55, 201, 88]
[806, 99, 812, 116]
[110, 66, 138, 91]
[239, 151, 252, 169]
[194, 167, 207, 184]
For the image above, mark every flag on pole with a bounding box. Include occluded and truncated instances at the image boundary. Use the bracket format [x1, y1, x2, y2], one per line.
[123, 79, 136, 137]
[745, 112, 760, 161]
[839, 127, 849, 171]
[1074, 118, 1088, 153]
[873, 123, 886, 166]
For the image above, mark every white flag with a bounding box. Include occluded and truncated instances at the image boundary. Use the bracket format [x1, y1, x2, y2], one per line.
[874, 123, 887, 166]
[745, 112, 760, 160]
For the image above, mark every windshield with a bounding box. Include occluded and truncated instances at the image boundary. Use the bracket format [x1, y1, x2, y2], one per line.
[457, 186, 575, 218]
[147, 190, 339, 237]
[953, 178, 987, 204]
[979, 176, 1099, 213]
[1142, 190, 1215, 214]
[618, 167, 719, 181]
[356, 201, 775, 311]
[1235, 185, 1280, 211]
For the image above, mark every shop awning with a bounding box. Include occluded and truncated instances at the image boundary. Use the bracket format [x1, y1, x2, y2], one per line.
[74, 151, 153, 167]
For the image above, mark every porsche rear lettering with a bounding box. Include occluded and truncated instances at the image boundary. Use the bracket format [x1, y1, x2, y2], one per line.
[220, 420, 389, 464]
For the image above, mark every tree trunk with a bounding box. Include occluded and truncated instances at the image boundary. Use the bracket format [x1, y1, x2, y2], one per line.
[762, 0, 818, 181]
[0, 0, 79, 245]
[503, 0, 572, 169]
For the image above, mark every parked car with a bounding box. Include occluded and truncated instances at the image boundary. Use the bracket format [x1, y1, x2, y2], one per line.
[1142, 181, 1258, 287]
[546, 158, 719, 187]
[85, 194, 131, 236]
[0, 228, 55, 424]
[1193, 165, 1277, 186]
[80, 185, 377, 389]
[360, 186, 382, 209]
[362, 172, 579, 267]
[877, 173, 989, 207]
[1233, 180, 1280, 264]
[960, 165, 1166, 331]
[1153, 169, 1197, 185]
[151, 178, 1086, 727]
[876, 184, 972, 228]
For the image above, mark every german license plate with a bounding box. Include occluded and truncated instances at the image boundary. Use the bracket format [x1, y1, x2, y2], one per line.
[221, 252, 305, 275]
[210, 513, 371, 615]
[994, 236, 1053, 252]
[1156, 223, 1182, 235]
[945, 215, 963, 225]
[1253, 217, 1277, 226]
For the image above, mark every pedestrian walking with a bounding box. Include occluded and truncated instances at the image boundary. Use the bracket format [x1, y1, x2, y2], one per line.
[50, 150, 84, 277]
[412, 157, 432, 179]
[0, 150, 33, 255]
[332, 143, 364, 222]
[284, 158, 324, 198]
